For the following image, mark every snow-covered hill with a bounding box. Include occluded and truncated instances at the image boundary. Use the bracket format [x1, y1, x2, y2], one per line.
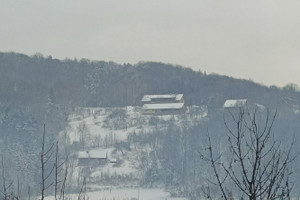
[65, 106, 206, 145]
[59, 106, 207, 199]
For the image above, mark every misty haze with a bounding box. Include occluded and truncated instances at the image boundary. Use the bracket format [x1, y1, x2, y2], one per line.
[1, 1, 300, 200]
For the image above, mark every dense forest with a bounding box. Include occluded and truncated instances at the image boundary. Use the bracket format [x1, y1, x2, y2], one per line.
[1, 52, 300, 109]
[0, 52, 300, 199]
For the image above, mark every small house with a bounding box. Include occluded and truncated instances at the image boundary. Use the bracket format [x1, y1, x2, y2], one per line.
[223, 99, 266, 112]
[223, 99, 247, 109]
[78, 149, 109, 166]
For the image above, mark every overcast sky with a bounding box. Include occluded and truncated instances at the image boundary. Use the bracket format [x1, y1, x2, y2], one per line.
[1, 0, 300, 87]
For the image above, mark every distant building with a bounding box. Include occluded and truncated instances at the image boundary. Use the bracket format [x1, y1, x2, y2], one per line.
[223, 99, 266, 112]
[78, 149, 110, 166]
[141, 94, 184, 104]
[223, 99, 247, 109]
[141, 94, 185, 115]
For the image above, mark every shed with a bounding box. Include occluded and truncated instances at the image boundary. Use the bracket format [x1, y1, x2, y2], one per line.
[78, 149, 109, 166]
[223, 99, 247, 108]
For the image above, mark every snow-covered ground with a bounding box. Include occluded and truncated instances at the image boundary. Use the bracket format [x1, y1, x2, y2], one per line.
[59, 106, 206, 199]
[65, 106, 206, 145]
[45, 188, 186, 200]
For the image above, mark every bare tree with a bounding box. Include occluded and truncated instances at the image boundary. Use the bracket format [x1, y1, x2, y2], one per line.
[200, 108, 297, 200]
[54, 141, 68, 200]
[40, 125, 68, 200]
[1, 155, 13, 200]
[77, 177, 86, 200]
[40, 125, 55, 200]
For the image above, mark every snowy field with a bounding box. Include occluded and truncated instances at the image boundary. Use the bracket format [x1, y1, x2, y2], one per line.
[45, 188, 187, 200]
[65, 106, 207, 145]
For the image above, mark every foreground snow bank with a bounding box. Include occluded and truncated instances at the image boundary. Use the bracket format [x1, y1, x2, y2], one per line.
[45, 188, 186, 200]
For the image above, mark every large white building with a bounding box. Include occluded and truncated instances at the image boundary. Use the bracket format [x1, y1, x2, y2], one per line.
[141, 94, 185, 115]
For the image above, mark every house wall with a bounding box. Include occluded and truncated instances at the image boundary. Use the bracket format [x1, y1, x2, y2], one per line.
[142, 107, 185, 115]
[142, 109, 155, 115]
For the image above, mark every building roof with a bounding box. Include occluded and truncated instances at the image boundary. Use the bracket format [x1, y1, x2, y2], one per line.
[142, 103, 184, 110]
[141, 94, 183, 102]
[175, 94, 184, 101]
[223, 99, 247, 108]
[78, 149, 108, 159]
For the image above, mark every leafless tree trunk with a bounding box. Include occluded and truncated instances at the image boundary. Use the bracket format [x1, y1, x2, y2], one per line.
[41, 125, 69, 200]
[58, 157, 68, 200]
[54, 142, 59, 200]
[54, 141, 69, 200]
[27, 186, 31, 200]
[1, 155, 13, 200]
[16, 176, 21, 200]
[40, 124, 55, 200]
[200, 108, 297, 200]
[77, 177, 86, 200]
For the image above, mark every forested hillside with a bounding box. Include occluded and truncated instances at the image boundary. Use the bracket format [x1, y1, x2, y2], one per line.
[1, 52, 300, 109]
[0, 52, 300, 199]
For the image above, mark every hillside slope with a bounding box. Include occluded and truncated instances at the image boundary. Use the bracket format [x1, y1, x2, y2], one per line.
[62, 106, 207, 184]
[1, 52, 300, 198]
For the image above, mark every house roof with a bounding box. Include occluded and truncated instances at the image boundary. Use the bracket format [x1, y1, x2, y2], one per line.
[141, 94, 183, 102]
[223, 99, 247, 108]
[78, 149, 109, 159]
[175, 94, 184, 101]
[142, 103, 184, 110]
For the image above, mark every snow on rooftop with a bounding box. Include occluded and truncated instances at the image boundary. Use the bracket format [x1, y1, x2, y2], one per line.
[45, 188, 187, 200]
[141, 94, 183, 102]
[142, 103, 184, 110]
[255, 103, 266, 110]
[175, 94, 183, 101]
[223, 99, 247, 108]
[78, 148, 113, 159]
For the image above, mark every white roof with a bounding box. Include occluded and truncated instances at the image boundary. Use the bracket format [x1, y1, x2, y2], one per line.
[78, 149, 108, 159]
[141, 94, 183, 102]
[223, 99, 247, 108]
[109, 158, 117, 162]
[175, 94, 184, 101]
[142, 103, 184, 110]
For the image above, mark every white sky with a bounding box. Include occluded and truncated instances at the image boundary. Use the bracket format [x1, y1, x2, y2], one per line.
[1, 0, 300, 87]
